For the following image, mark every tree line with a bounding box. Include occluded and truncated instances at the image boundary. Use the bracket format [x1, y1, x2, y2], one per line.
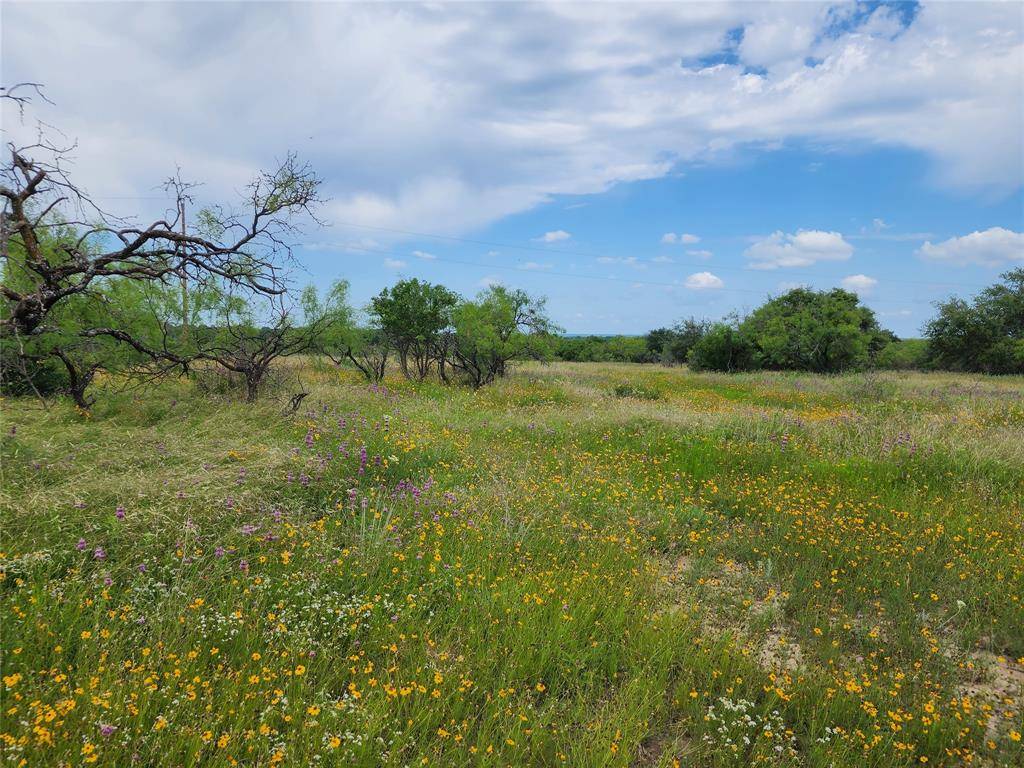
[639, 271, 1021, 374]
[2, 85, 1020, 413]
[551, 269, 1023, 376]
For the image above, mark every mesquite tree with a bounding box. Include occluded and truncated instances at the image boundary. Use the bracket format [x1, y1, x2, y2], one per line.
[1, 91, 323, 404]
[196, 283, 350, 402]
[449, 286, 558, 387]
[369, 279, 458, 380]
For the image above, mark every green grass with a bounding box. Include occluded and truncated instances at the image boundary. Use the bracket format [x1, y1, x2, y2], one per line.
[1, 361, 1022, 766]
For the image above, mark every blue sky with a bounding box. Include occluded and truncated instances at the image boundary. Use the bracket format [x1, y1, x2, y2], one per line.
[4, 1, 1023, 337]
[302, 142, 1023, 336]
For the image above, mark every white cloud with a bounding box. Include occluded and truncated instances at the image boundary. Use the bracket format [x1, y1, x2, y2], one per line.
[2, 2, 1020, 240]
[383, 258, 407, 269]
[687, 249, 713, 260]
[478, 275, 502, 288]
[652, 255, 674, 263]
[412, 250, 437, 260]
[746, 229, 854, 269]
[684, 271, 724, 290]
[537, 230, 571, 243]
[916, 227, 1024, 267]
[840, 274, 878, 294]
[662, 232, 700, 244]
[521, 261, 552, 270]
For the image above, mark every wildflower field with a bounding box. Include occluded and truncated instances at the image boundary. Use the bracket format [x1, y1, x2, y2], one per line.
[1, 361, 1022, 767]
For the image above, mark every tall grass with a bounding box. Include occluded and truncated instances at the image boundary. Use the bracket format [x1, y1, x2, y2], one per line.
[1, 362, 1021, 766]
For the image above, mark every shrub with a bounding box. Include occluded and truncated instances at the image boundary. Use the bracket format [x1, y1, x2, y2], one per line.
[739, 288, 887, 373]
[925, 268, 1024, 374]
[874, 339, 929, 370]
[687, 324, 756, 372]
[0, 351, 68, 396]
[612, 383, 661, 400]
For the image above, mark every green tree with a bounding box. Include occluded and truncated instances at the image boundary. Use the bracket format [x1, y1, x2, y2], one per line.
[687, 322, 755, 372]
[450, 286, 558, 387]
[369, 279, 458, 380]
[739, 288, 888, 373]
[924, 268, 1024, 374]
[1, 223, 180, 407]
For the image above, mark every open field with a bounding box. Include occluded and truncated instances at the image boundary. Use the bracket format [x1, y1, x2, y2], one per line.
[1, 362, 1022, 767]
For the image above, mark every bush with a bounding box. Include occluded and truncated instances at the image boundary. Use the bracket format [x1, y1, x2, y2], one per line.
[645, 318, 709, 364]
[612, 383, 661, 400]
[874, 339, 929, 370]
[925, 268, 1024, 374]
[739, 288, 887, 373]
[687, 324, 755, 372]
[556, 335, 651, 363]
[0, 351, 68, 396]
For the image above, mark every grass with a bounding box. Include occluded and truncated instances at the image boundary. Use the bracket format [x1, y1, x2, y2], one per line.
[1, 361, 1022, 766]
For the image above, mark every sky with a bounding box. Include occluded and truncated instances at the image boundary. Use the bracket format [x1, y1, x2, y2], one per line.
[2, 0, 1022, 337]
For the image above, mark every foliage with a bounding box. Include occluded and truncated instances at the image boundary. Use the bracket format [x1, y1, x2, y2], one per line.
[739, 288, 888, 373]
[687, 322, 756, 372]
[873, 338, 929, 371]
[194, 282, 351, 401]
[555, 335, 651, 363]
[647, 317, 710, 364]
[925, 268, 1024, 374]
[613, 382, 661, 400]
[0, 224, 184, 406]
[369, 279, 458, 380]
[449, 285, 558, 387]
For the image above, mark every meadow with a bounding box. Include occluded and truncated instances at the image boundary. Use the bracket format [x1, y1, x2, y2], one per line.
[1, 361, 1022, 767]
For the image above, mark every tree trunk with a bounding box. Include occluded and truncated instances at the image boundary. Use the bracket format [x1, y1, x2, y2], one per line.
[244, 366, 263, 402]
[53, 348, 96, 410]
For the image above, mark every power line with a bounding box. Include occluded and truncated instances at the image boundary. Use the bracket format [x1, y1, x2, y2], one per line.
[334, 242, 938, 308]
[73, 197, 988, 293]
[328, 220, 987, 291]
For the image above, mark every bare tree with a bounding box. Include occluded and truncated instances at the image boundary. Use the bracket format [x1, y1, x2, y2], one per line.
[1, 142, 321, 340]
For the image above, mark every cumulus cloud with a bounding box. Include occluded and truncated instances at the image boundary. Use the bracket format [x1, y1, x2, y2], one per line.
[2, 2, 1021, 238]
[412, 250, 437, 260]
[840, 274, 878, 294]
[383, 258, 407, 270]
[521, 261, 552, 270]
[652, 255, 675, 263]
[916, 227, 1024, 267]
[687, 249, 713, 260]
[537, 230, 571, 243]
[662, 232, 700, 244]
[684, 271, 724, 290]
[478, 275, 502, 288]
[745, 230, 854, 269]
